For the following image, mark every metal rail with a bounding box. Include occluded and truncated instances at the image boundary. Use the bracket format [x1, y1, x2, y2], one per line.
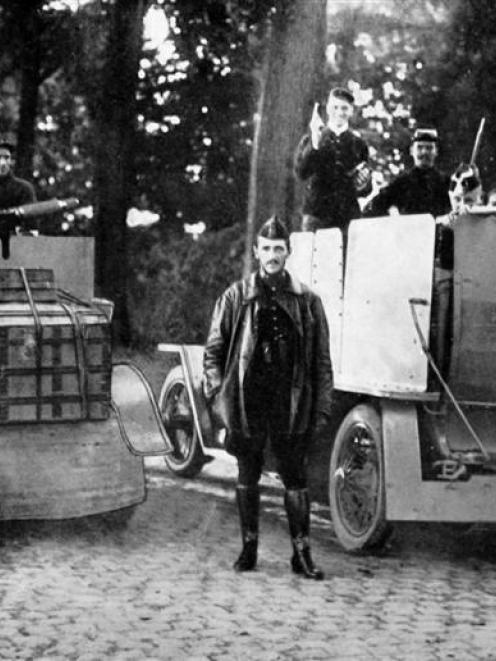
[409, 297, 491, 463]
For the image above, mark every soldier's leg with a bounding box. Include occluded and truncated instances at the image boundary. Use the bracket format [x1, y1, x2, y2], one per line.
[273, 435, 324, 580]
[233, 446, 264, 572]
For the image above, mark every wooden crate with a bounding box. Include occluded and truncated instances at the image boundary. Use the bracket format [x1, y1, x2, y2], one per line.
[0, 268, 57, 302]
[0, 300, 111, 423]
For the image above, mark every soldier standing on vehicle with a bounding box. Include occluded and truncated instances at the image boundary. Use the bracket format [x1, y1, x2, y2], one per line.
[0, 135, 37, 257]
[0, 136, 36, 210]
[203, 215, 333, 580]
[365, 128, 450, 217]
[294, 87, 372, 233]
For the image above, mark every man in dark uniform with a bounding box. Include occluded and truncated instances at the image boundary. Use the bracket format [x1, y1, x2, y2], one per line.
[365, 128, 450, 217]
[203, 216, 333, 580]
[0, 136, 36, 209]
[294, 87, 372, 232]
[0, 136, 36, 257]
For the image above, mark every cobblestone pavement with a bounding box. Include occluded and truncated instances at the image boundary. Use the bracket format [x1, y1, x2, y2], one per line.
[2, 452, 496, 661]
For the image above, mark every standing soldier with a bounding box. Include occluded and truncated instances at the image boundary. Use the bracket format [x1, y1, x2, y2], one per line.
[365, 128, 450, 217]
[0, 135, 36, 209]
[203, 215, 333, 580]
[294, 87, 372, 233]
[0, 135, 36, 258]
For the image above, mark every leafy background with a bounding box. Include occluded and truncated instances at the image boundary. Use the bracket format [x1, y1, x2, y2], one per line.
[1, 0, 494, 345]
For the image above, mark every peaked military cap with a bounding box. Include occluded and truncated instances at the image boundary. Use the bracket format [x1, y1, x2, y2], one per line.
[257, 214, 290, 246]
[0, 133, 16, 152]
[329, 87, 355, 105]
[412, 128, 439, 144]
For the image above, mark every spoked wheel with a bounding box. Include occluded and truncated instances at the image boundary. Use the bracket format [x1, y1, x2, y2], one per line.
[329, 403, 392, 552]
[158, 366, 205, 478]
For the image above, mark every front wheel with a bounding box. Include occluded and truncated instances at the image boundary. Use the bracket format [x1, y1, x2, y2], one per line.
[329, 403, 392, 552]
[158, 366, 205, 478]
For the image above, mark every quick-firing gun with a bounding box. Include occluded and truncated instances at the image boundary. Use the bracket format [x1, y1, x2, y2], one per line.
[0, 198, 79, 258]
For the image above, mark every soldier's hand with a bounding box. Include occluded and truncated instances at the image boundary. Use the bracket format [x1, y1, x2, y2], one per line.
[353, 163, 371, 193]
[310, 103, 324, 149]
[313, 413, 331, 441]
[209, 391, 226, 429]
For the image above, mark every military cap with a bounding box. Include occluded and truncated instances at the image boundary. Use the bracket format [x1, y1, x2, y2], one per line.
[0, 133, 15, 153]
[329, 87, 355, 105]
[257, 214, 290, 247]
[412, 128, 439, 144]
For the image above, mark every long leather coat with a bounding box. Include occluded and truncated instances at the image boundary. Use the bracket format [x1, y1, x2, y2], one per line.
[203, 271, 333, 454]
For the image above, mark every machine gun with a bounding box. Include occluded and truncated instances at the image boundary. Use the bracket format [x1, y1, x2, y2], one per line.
[0, 197, 79, 259]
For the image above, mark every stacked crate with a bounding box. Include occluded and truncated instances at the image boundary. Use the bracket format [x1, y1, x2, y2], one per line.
[0, 268, 111, 423]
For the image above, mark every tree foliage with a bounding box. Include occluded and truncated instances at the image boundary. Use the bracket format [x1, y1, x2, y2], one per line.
[128, 223, 244, 345]
[2, 0, 496, 344]
[324, 0, 451, 185]
[430, 0, 496, 186]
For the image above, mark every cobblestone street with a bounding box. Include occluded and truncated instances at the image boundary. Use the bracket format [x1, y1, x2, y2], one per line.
[2, 452, 496, 660]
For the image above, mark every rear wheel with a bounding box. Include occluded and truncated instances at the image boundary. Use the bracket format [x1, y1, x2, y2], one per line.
[159, 366, 205, 478]
[329, 403, 392, 552]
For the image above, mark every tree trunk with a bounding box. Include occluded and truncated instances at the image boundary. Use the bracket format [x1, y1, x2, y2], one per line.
[15, 1, 43, 180]
[244, 0, 327, 273]
[243, 24, 271, 279]
[93, 0, 147, 345]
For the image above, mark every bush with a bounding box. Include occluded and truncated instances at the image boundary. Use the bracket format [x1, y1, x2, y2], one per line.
[128, 224, 245, 346]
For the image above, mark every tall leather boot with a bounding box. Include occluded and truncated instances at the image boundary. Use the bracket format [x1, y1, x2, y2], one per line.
[234, 485, 259, 572]
[284, 488, 324, 580]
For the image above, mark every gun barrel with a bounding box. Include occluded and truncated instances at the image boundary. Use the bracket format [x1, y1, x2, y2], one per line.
[0, 198, 79, 218]
[470, 117, 486, 165]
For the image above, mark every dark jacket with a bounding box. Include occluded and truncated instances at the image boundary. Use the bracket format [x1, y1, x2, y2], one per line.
[0, 172, 36, 210]
[294, 127, 371, 229]
[203, 271, 333, 453]
[365, 166, 450, 218]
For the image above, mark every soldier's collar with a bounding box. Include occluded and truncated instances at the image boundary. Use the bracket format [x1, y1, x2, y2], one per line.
[326, 122, 349, 136]
[243, 270, 303, 301]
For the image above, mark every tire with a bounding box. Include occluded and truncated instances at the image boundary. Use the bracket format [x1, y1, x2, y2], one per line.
[158, 366, 205, 478]
[329, 403, 392, 552]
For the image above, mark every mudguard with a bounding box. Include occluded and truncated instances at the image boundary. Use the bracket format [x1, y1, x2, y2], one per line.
[111, 362, 173, 456]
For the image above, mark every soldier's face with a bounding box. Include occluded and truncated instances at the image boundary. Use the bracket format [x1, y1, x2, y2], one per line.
[411, 141, 437, 169]
[326, 97, 354, 129]
[0, 148, 12, 177]
[253, 237, 290, 276]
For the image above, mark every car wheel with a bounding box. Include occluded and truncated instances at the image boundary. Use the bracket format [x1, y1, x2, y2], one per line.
[158, 366, 205, 478]
[329, 403, 392, 552]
